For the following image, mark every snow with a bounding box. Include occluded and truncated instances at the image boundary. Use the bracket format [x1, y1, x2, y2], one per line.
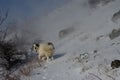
[20, 0, 120, 80]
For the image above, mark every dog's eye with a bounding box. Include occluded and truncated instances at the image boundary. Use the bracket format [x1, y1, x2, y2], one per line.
[36, 44, 39, 47]
[48, 42, 52, 45]
[35, 47, 37, 50]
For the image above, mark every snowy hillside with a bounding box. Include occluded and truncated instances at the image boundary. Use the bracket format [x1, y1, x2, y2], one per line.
[19, 0, 120, 80]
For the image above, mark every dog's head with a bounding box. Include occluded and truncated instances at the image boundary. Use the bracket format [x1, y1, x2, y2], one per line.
[31, 43, 39, 52]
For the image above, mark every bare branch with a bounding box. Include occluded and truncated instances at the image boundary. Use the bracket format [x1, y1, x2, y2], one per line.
[106, 74, 115, 80]
[1, 27, 8, 42]
[88, 73, 102, 80]
[0, 9, 9, 26]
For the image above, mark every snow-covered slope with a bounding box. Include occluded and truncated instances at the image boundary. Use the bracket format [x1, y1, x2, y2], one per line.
[22, 0, 120, 80]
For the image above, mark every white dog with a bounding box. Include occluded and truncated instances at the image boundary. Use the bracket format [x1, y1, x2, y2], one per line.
[32, 42, 55, 61]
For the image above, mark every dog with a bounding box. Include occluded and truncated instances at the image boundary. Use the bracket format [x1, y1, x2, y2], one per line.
[32, 42, 55, 61]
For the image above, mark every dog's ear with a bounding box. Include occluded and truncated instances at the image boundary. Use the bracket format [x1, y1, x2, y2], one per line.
[36, 44, 39, 47]
[48, 42, 55, 49]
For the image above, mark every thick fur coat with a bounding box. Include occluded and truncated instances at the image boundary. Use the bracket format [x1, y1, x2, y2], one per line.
[32, 42, 55, 61]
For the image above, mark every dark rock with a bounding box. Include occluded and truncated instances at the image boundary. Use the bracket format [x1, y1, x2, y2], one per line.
[111, 59, 120, 69]
[112, 10, 120, 23]
[109, 28, 120, 40]
[59, 27, 75, 39]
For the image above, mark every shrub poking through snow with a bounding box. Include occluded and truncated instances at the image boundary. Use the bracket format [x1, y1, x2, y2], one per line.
[4, 73, 20, 80]
[74, 52, 90, 63]
[0, 40, 27, 70]
[19, 64, 33, 77]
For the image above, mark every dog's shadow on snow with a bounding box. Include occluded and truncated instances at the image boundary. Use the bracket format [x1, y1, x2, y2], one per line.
[53, 53, 66, 60]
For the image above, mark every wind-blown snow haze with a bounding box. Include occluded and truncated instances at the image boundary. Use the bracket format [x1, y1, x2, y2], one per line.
[1, 0, 120, 80]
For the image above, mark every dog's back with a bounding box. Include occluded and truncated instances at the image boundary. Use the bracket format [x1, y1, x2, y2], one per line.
[38, 42, 55, 57]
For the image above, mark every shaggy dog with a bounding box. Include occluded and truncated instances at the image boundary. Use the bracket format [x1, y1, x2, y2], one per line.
[32, 42, 55, 61]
